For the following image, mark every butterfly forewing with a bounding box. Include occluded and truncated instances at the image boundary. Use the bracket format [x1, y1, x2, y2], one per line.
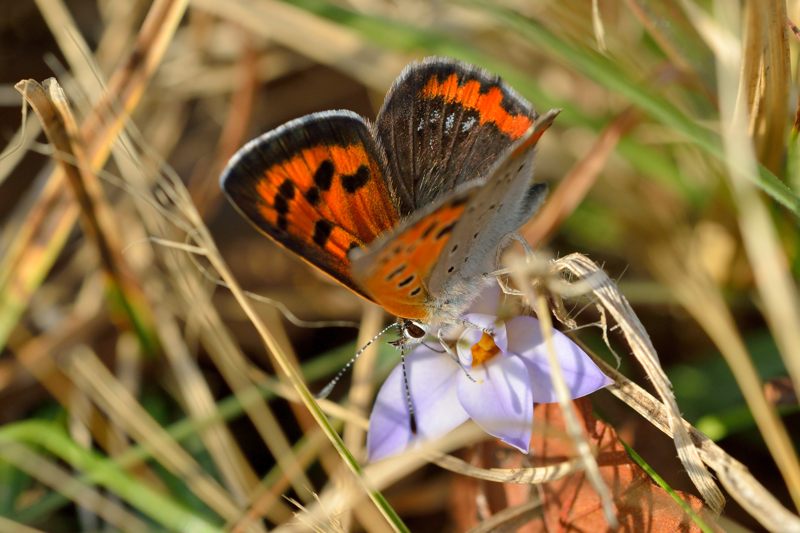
[220, 111, 399, 296]
[375, 57, 537, 214]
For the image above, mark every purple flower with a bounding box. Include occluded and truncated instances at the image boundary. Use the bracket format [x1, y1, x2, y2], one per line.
[367, 283, 613, 461]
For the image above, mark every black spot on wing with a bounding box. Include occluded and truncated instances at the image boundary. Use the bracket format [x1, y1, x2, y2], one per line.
[278, 179, 296, 199]
[398, 275, 415, 288]
[421, 221, 437, 239]
[341, 165, 370, 193]
[273, 195, 289, 214]
[305, 186, 321, 206]
[314, 160, 334, 191]
[277, 214, 288, 231]
[386, 264, 405, 281]
[436, 222, 456, 239]
[313, 219, 333, 247]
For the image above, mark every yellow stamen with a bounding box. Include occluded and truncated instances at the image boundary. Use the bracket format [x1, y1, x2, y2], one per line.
[471, 332, 501, 367]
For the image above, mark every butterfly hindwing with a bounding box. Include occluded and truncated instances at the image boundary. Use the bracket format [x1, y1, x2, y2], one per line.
[427, 111, 559, 305]
[374, 57, 537, 215]
[350, 183, 481, 320]
[220, 111, 399, 296]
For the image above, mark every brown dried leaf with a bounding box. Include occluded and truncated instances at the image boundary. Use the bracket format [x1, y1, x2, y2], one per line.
[450, 399, 719, 532]
[531, 400, 717, 532]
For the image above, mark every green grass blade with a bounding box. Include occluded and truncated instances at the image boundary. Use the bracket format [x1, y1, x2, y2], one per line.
[622, 441, 715, 533]
[0, 421, 222, 532]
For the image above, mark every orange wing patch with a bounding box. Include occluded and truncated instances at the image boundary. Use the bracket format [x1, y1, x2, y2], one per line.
[254, 144, 398, 266]
[421, 74, 533, 139]
[355, 198, 469, 320]
[220, 112, 399, 297]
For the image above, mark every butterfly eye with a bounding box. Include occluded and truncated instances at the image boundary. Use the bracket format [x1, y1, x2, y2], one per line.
[403, 321, 426, 339]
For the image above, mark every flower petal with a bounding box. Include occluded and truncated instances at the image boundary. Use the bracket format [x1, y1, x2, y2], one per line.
[367, 347, 469, 461]
[506, 316, 613, 403]
[456, 356, 533, 453]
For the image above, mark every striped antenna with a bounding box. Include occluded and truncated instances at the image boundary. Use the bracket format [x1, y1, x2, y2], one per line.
[317, 322, 401, 399]
[400, 342, 417, 434]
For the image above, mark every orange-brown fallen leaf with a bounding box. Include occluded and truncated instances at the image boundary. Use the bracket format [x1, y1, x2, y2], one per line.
[450, 399, 720, 532]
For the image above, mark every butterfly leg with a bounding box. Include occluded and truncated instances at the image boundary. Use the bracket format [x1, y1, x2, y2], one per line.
[492, 232, 535, 296]
[450, 317, 495, 337]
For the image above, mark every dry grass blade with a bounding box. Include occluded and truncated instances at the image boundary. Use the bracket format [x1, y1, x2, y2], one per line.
[740, 0, 790, 174]
[33, 0, 105, 104]
[552, 253, 725, 513]
[344, 304, 384, 459]
[187, 40, 259, 217]
[15, 0, 280, 518]
[521, 273, 617, 527]
[0, 0, 188, 352]
[190, 0, 408, 91]
[683, 0, 800, 507]
[229, 426, 332, 531]
[62, 345, 246, 523]
[15, 78, 156, 351]
[466, 498, 543, 533]
[430, 453, 581, 484]
[154, 306, 267, 512]
[340, 305, 386, 530]
[625, 0, 716, 92]
[0, 114, 40, 189]
[0, 516, 43, 533]
[647, 236, 800, 516]
[161, 262, 317, 508]
[591, 0, 608, 52]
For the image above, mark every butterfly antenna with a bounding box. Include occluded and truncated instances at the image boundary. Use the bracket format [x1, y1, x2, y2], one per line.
[400, 342, 418, 434]
[317, 322, 401, 400]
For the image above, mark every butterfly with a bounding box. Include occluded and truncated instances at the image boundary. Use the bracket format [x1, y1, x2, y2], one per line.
[220, 57, 558, 338]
